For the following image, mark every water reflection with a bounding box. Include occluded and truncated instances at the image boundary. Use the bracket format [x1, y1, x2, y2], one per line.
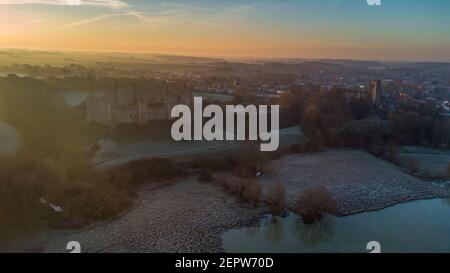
[265, 217, 284, 244]
[443, 198, 450, 207]
[292, 218, 335, 247]
[222, 199, 450, 253]
[245, 225, 260, 239]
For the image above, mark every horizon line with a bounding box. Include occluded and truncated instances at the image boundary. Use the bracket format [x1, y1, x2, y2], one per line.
[1, 46, 450, 65]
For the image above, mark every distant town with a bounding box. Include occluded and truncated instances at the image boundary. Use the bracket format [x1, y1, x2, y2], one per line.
[15, 57, 442, 125]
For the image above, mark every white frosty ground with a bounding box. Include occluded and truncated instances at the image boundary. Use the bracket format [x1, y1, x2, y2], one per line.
[261, 150, 449, 215]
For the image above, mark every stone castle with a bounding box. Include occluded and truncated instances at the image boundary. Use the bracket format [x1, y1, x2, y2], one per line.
[86, 83, 192, 125]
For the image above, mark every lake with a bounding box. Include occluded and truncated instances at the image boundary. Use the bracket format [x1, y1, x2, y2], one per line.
[222, 198, 450, 253]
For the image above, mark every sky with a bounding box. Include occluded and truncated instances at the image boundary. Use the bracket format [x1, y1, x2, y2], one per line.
[0, 0, 449, 61]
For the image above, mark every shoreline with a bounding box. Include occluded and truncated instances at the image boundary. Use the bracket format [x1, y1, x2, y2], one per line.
[3, 150, 449, 253]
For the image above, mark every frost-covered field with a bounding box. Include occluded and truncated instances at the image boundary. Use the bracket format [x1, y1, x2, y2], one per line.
[398, 146, 450, 178]
[261, 150, 449, 215]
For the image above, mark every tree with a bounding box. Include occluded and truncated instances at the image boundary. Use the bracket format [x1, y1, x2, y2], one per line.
[388, 110, 425, 145]
[294, 185, 337, 224]
[242, 180, 262, 206]
[349, 98, 372, 120]
[232, 142, 266, 178]
[267, 182, 286, 215]
[385, 140, 400, 162]
[198, 169, 213, 183]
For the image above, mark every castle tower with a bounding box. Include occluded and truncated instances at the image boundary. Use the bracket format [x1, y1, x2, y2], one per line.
[370, 80, 383, 106]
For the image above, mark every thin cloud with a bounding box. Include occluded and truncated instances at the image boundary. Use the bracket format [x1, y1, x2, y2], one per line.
[57, 1, 275, 30]
[61, 13, 122, 28]
[128, 11, 155, 25]
[0, 0, 129, 9]
[61, 11, 160, 29]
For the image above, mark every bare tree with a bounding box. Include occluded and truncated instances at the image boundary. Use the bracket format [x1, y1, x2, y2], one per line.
[295, 185, 337, 224]
[267, 182, 286, 215]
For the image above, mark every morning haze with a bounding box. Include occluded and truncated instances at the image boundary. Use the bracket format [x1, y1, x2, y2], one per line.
[0, 0, 449, 255]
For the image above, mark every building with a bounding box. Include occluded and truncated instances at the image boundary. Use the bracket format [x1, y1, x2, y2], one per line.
[344, 88, 369, 101]
[193, 91, 234, 103]
[440, 100, 450, 117]
[86, 83, 192, 125]
[86, 94, 111, 124]
[370, 80, 383, 106]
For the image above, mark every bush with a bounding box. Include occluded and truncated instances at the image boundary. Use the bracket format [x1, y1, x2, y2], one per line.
[406, 158, 421, 174]
[388, 110, 425, 145]
[290, 144, 301, 153]
[198, 169, 213, 183]
[223, 177, 247, 197]
[87, 143, 101, 158]
[0, 151, 134, 240]
[266, 182, 286, 215]
[385, 141, 399, 162]
[214, 174, 261, 205]
[119, 158, 183, 184]
[232, 164, 257, 179]
[242, 180, 262, 206]
[349, 98, 372, 120]
[290, 142, 321, 154]
[232, 142, 267, 178]
[294, 185, 337, 224]
[203, 156, 235, 171]
[447, 163, 450, 178]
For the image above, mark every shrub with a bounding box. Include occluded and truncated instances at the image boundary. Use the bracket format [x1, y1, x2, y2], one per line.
[119, 158, 183, 184]
[294, 185, 337, 224]
[242, 180, 262, 206]
[183, 156, 236, 171]
[290, 144, 301, 154]
[388, 110, 425, 145]
[386, 141, 399, 162]
[290, 142, 321, 154]
[366, 144, 386, 158]
[0, 151, 134, 240]
[232, 164, 257, 179]
[406, 158, 421, 174]
[214, 174, 260, 204]
[266, 182, 286, 215]
[349, 98, 372, 120]
[224, 177, 247, 197]
[87, 143, 101, 158]
[232, 142, 267, 178]
[198, 169, 213, 183]
[203, 156, 234, 171]
[447, 163, 450, 178]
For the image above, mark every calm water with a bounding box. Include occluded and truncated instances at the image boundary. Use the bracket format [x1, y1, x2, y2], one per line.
[222, 199, 450, 253]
